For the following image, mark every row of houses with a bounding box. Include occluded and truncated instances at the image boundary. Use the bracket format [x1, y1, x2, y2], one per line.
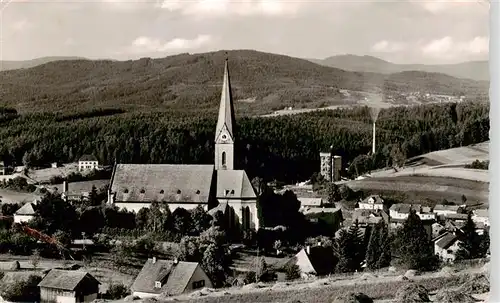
[1, 257, 215, 303]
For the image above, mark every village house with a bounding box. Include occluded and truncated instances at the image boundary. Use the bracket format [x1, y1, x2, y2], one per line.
[389, 203, 420, 220]
[38, 269, 100, 303]
[356, 195, 385, 211]
[351, 209, 388, 228]
[56, 180, 109, 202]
[388, 204, 433, 240]
[285, 244, 337, 279]
[432, 222, 446, 238]
[13, 200, 38, 224]
[433, 204, 461, 217]
[433, 232, 463, 263]
[130, 258, 213, 298]
[78, 155, 99, 172]
[472, 209, 489, 226]
[107, 60, 259, 231]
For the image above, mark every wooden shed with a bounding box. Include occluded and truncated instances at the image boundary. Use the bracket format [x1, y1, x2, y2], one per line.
[38, 269, 100, 303]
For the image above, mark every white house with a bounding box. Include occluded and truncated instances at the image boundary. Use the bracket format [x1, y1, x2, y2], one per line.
[298, 197, 323, 208]
[472, 209, 489, 226]
[130, 258, 213, 298]
[389, 204, 421, 220]
[78, 155, 99, 172]
[433, 204, 460, 217]
[418, 206, 436, 221]
[357, 195, 384, 211]
[434, 232, 463, 263]
[13, 201, 38, 224]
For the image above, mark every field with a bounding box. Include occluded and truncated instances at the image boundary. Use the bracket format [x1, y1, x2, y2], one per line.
[26, 163, 80, 183]
[344, 141, 489, 205]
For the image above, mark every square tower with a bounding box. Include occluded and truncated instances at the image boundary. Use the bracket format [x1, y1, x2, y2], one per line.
[320, 152, 332, 182]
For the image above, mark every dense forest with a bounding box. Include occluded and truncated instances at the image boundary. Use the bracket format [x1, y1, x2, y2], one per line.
[0, 100, 489, 184]
[0, 50, 489, 115]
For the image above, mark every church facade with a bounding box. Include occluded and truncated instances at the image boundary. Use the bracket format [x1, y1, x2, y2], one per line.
[107, 60, 260, 231]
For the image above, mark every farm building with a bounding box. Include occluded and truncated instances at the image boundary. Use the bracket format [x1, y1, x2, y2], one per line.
[298, 197, 324, 208]
[130, 258, 213, 298]
[356, 195, 385, 211]
[38, 269, 100, 303]
[13, 201, 37, 223]
[107, 60, 259, 231]
[285, 245, 337, 278]
[433, 204, 461, 216]
[433, 232, 463, 263]
[78, 155, 99, 172]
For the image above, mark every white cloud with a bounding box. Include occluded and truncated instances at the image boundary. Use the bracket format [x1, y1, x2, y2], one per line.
[415, 0, 488, 14]
[158, 0, 302, 18]
[421, 36, 489, 59]
[130, 34, 213, 53]
[371, 40, 407, 53]
[9, 19, 31, 31]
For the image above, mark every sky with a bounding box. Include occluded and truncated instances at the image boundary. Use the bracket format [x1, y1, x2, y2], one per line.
[0, 0, 490, 64]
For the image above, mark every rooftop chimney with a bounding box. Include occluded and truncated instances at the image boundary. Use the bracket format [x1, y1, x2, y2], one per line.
[152, 257, 156, 264]
[63, 181, 68, 193]
[174, 258, 179, 264]
[306, 245, 311, 255]
[372, 122, 376, 154]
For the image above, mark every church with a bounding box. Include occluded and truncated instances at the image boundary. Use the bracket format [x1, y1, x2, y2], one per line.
[107, 59, 260, 231]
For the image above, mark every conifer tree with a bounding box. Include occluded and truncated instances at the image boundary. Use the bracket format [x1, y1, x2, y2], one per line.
[348, 220, 364, 271]
[456, 212, 481, 260]
[376, 220, 391, 268]
[394, 209, 436, 270]
[365, 222, 381, 270]
[334, 229, 352, 273]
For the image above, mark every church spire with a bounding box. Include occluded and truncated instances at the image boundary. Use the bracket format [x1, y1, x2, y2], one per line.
[215, 56, 236, 143]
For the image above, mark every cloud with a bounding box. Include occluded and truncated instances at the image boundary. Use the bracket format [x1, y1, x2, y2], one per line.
[415, 0, 488, 14]
[9, 19, 31, 31]
[129, 35, 213, 53]
[158, 0, 302, 18]
[421, 36, 488, 59]
[371, 40, 407, 53]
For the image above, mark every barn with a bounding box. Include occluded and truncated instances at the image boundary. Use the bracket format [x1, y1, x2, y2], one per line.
[38, 269, 100, 303]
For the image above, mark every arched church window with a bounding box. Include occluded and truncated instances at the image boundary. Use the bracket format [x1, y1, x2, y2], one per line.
[222, 152, 226, 166]
[177, 189, 181, 195]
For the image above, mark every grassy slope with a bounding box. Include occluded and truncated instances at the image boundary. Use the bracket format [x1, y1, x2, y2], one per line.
[0, 50, 488, 115]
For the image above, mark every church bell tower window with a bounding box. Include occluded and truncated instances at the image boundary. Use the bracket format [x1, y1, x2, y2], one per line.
[222, 152, 226, 168]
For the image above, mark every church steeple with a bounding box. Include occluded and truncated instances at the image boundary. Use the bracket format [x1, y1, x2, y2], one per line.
[214, 56, 236, 170]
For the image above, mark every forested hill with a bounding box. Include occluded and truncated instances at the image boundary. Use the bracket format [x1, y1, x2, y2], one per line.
[0, 102, 489, 184]
[0, 50, 489, 115]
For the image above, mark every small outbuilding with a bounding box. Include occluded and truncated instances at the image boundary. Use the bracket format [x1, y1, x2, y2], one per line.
[38, 269, 100, 303]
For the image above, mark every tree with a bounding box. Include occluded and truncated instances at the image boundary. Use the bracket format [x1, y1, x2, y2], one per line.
[0, 275, 42, 302]
[334, 229, 352, 273]
[376, 221, 391, 269]
[251, 176, 267, 196]
[393, 210, 437, 271]
[365, 223, 381, 270]
[171, 208, 191, 236]
[190, 205, 212, 235]
[201, 243, 230, 288]
[348, 221, 364, 271]
[326, 183, 340, 204]
[87, 185, 101, 207]
[456, 212, 481, 260]
[30, 192, 78, 237]
[339, 184, 354, 201]
[461, 195, 467, 205]
[479, 229, 490, 257]
[135, 207, 150, 230]
[284, 264, 301, 280]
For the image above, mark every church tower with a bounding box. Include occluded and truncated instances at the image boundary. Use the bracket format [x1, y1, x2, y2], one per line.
[214, 58, 236, 170]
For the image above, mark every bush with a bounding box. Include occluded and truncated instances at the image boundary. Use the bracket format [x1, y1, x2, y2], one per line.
[244, 271, 256, 284]
[332, 292, 374, 303]
[284, 264, 301, 280]
[0, 275, 42, 302]
[105, 282, 130, 300]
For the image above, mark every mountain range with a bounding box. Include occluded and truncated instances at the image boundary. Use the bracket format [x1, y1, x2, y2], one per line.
[308, 55, 489, 82]
[0, 50, 489, 115]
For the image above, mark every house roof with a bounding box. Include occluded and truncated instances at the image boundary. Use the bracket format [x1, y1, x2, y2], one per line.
[79, 155, 98, 162]
[352, 209, 382, 225]
[15, 202, 36, 216]
[473, 209, 488, 218]
[302, 207, 342, 215]
[435, 232, 458, 250]
[389, 203, 421, 213]
[110, 164, 215, 203]
[38, 269, 99, 291]
[298, 197, 323, 207]
[305, 246, 337, 276]
[216, 170, 256, 199]
[444, 213, 469, 220]
[207, 201, 228, 216]
[434, 204, 460, 212]
[53, 180, 109, 196]
[131, 258, 200, 295]
[361, 195, 384, 204]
